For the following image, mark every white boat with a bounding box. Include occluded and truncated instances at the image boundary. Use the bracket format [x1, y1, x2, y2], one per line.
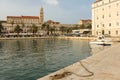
[90, 35, 112, 45]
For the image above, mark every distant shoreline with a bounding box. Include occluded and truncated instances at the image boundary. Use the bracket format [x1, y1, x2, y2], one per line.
[0, 36, 96, 40]
[0, 36, 120, 42]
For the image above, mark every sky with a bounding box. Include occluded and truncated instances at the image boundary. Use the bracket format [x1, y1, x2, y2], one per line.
[0, 0, 96, 24]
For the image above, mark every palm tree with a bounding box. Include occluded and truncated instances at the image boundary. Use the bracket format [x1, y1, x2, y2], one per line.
[60, 26, 66, 35]
[14, 25, 23, 37]
[31, 24, 38, 36]
[0, 22, 4, 36]
[41, 23, 46, 30]
[46, 24, 50, 36]
[41, 23, 46, 36]
[66, 28, 72, 34]
[49, 27, 55, 36]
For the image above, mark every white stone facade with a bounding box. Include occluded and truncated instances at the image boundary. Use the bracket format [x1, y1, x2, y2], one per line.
[92, 0, 120, 36]
[4, 7, 44, 33]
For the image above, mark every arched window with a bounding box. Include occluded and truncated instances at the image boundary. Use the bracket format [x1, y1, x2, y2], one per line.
[102, 30, 104, 35]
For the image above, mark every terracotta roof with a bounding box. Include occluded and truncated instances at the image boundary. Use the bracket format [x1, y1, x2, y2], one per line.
[7, 16, 39, 19]
[21, 16, 39, 19]
[94, 0, 102, 3]
[7, 16, 21, 18]
[46, 20, 54, 23]
[46, 20, 60, 24]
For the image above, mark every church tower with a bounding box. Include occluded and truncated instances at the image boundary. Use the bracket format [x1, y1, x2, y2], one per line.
[39, 6, 44, 24]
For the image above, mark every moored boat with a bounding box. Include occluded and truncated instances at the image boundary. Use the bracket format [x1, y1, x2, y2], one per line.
[90, 35, 112, 45]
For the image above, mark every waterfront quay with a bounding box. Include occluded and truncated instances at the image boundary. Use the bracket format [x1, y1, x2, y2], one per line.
[0, 36, 120, 42]
[0, 36, 95, 40]
[38, 43, 120, 80]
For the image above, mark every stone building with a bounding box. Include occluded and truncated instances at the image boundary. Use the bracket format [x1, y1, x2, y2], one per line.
[45, 20, 60, 26]
[78, 19, 92, 25]
[92, 0, 120, 36]
[5, 7, 44, 33]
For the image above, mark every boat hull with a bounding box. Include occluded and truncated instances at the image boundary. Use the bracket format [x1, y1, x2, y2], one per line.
[90, 41, 112, 45]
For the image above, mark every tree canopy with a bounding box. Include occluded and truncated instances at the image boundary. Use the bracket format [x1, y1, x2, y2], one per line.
[0, 22, 4, 35]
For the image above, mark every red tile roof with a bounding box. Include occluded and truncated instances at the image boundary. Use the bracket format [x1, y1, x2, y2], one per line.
[94, 0, 102, 3]
[7, 16, 21, 18]
[21, 16, 39, 19]
[7, 16, 39, 19]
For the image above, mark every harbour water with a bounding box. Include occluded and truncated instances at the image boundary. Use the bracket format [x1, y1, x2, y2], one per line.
[0, 39, 108, 80]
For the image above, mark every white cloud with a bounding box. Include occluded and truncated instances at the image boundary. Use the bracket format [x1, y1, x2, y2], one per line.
[45, 0, 59, 6]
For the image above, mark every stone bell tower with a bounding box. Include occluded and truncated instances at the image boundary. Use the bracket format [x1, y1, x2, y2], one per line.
[39, 6, 44, 24]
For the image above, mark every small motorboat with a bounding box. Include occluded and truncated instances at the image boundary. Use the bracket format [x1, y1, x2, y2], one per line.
[90, 35, 112, 45]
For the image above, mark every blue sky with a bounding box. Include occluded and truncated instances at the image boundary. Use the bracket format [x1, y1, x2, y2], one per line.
[0, 0, 95, 24]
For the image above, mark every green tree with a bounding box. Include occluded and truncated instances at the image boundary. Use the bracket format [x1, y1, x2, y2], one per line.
[66, 28, 72, 34]
[72, 25, 80, 30]
[53, 26, 56, 35]
[31, 24, 38, 36]
[86, 24, 92, 29]
[41, 23, 46, 30]
[46, 24, 50, 35]
[41, 23, 47, 36]
[49, 27, 55, 36]
[0, 22, 4, 36]
[60, 26, 66, 35]
[80, 24, 85, 29]
[14, 25, 22, 36]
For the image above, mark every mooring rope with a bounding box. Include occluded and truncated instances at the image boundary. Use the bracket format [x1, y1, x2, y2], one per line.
[78, 61, 94, 77]
[49, 61, 94, 80]
[63, 61, 94, 78]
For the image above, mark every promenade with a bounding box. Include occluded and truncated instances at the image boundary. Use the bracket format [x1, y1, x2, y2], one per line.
[0, 36, 96, 41]
[38, 43, 120, 80]
[0, 36, 120, 42]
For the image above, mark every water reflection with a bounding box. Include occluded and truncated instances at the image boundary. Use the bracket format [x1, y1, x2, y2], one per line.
[0, 39, 91, 80]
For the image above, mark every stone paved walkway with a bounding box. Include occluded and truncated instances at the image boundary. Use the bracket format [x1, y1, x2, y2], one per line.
[38, 43, 120, 80]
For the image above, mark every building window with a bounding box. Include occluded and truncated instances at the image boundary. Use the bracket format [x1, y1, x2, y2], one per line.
[109, 31, 111, 35]
[102, 15, 104, 19]
[117, 12, 119, 16]
[102, 8, 104, 11]
[96, 31, 98, 35]
[117, 22, 119, 26]
[102, 24, 104, 27]
[116, 30, 118, 35]
[102, 1, 104, 5]
[109, 23, 111, 27]
[109, 14, 111, 17]
[116, 3, 119, 7]
[102, 30, 105, 35]
[97, 17, 99, 20]
[97, 25, 99, 27]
